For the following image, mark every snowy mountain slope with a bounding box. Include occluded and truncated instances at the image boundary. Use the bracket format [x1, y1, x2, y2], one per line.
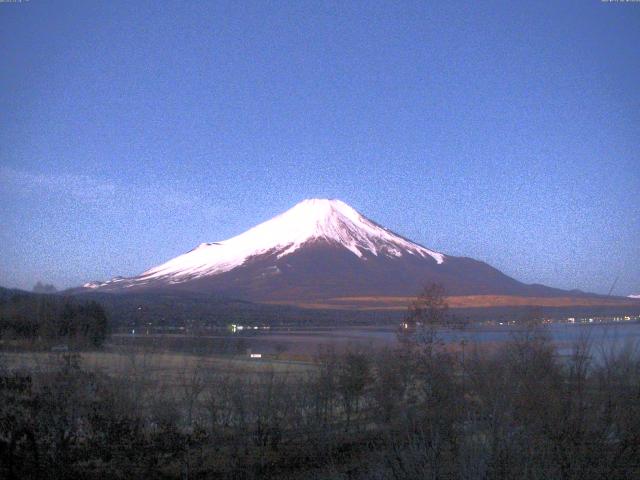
[142, 198, 443, 281]
[88, 199, 444, 289]
[81, 199, 581, 301]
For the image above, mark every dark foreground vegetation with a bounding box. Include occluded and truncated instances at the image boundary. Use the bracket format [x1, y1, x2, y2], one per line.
[0, 293, 108, 348]
[1, 286, 639, 479]
[1, 322, 639, 479]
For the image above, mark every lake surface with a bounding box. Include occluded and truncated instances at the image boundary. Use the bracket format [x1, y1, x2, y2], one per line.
[112, 321, 640, 361]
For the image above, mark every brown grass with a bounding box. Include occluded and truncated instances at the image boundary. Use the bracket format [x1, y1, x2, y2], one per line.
[266, 294, 640, 310]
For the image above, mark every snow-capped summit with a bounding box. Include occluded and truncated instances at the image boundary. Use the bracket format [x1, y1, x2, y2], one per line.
[139, 199, 444, 284]
[80, 198, 574, 301]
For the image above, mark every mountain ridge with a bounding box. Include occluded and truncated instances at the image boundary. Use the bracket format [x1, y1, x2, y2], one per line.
[78, 199, 620, 304]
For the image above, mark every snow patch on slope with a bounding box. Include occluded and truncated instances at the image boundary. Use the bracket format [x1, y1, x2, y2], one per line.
[629, 294, 640, 299]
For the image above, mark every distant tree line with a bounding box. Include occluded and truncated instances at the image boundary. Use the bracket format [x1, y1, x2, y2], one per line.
[80, 290, 402, 330]
[0, 294, 108, 347]
[32, 281, 57, 294]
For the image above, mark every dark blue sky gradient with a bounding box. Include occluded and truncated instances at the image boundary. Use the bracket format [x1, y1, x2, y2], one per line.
[1, 1, 638, 294]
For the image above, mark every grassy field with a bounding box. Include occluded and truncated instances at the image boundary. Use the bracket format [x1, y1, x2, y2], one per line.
[0, 347, 316, 386]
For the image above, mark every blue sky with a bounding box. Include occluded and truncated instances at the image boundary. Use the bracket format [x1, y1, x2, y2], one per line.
[1, 1, 638, 295]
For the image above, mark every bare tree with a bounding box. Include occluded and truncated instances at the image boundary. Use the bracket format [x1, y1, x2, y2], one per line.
[399, 283, 462, 356]
[337, 349, 371, 432]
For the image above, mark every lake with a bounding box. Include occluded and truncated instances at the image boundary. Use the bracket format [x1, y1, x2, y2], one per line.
[111, 321, 640, 361]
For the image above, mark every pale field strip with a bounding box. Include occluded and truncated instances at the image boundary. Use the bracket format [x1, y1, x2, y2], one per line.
[266, 295, 640, 310]
[0, 350, 316, 384]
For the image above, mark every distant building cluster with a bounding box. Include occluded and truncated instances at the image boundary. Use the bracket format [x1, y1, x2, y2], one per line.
[482, 314, 640, 327]
[229, 324, 271, 333]
[566, 315, 638, 324]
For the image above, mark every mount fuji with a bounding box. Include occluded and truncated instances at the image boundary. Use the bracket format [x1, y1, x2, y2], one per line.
[79, 198, 594, 305]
